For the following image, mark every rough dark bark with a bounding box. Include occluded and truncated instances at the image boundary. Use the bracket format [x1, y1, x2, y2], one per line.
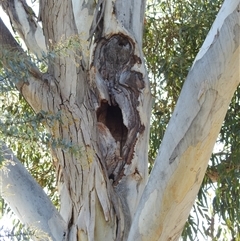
[93, 34, 145, 183]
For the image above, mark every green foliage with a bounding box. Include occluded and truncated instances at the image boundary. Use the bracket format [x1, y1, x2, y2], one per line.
[0, 62, 58, 240]
[0, 31, 85, 240]
[0, 35, 85, 241]
[1, 50, 31, 84]
[0, 66, 59, 204]
[210, 86, 240, 239]
[144, 0, 223, 167]
[0, 0, 239, 240]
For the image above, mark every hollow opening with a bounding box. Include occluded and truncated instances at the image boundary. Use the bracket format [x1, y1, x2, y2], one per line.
[97, 102, 128, 155]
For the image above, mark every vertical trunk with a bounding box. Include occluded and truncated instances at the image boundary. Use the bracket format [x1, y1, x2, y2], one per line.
[37, 0, 151, 240]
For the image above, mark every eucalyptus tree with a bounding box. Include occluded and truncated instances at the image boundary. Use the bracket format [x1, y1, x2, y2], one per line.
[0, 0, 239, 241]
[145, 1, 240, 239]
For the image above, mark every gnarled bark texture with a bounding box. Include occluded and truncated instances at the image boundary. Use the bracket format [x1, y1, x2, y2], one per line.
[1, 0, 151, 241]
[0, 0, 239, 241]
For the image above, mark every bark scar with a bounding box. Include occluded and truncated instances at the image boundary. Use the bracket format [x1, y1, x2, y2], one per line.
[93, 34, 145, 184]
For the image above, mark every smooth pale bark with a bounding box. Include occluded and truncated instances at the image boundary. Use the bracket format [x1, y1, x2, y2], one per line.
[1, 0, 151, 240]
[0, 142, 67, 241]
[1, 0, 46, 58]
[128, 1, 240, 240]
[0, 0, 239, 241]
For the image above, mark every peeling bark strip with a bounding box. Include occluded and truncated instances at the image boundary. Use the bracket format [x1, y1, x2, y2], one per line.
[92, 34, 145, 183]
[1, 0, 46, 58]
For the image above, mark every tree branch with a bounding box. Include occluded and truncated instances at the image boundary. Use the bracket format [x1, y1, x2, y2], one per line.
[0, 17, 57, 113]
[0, 141, 67, 241]
[0, 17, 42, 79]
[1, 0, 46, 58]
[128, 0, 240, 240]
[206, 160, 240, 182]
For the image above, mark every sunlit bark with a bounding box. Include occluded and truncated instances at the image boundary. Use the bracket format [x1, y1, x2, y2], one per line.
[0, 142, 67, 241]
[128, 1, 240, 240]
[0, 0, 239, 240]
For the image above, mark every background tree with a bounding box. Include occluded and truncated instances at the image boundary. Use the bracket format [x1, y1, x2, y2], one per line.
[0, 0, 239, 241]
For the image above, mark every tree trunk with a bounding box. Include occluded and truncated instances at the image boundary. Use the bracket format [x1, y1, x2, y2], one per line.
[128, 1, 240, 240]
[1, 0, 151, 240]
[39, 1, 151, 240]
[0, 0, 239, 241]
